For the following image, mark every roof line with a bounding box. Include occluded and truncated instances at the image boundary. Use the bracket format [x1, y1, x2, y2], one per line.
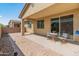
[19, 3, 30, 18]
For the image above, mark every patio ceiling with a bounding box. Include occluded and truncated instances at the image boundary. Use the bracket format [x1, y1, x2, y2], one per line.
[24, 3, 79, 19]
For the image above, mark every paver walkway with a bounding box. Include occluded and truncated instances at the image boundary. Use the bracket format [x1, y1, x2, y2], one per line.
[24, 34, 79, 56]
[9, 33, 61, 56]
[9, 33, 79, 56]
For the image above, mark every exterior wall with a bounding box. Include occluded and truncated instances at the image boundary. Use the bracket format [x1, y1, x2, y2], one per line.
[8, 21, 21, 33]
[24, 20, 34, 33]
[21, 3, 79, 41]
[73, 11, 79, 41]
[33, 17, 51, 36]
[9, 22, 20, 28]
[23, 3, 79, 19]
[9, 22, 14, 28]
[32, 9, 79, 41]
[23, 3, 53, 18]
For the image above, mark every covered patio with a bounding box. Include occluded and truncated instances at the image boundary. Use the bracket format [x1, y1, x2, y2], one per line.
[9, 33, 79, 56]
[20, 3, 79, 42]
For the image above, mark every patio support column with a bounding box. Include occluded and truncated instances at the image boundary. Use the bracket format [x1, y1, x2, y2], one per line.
[73, 13, 79, 41]
[21, 19, 24, 36]
[59, 16, 61, 36]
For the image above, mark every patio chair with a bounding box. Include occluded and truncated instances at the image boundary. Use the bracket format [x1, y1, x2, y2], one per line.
[47, 31, 58, 41]
[47, 31, 52, 40]
[51, 32, 58, 41]
[58, 33, 68, 43]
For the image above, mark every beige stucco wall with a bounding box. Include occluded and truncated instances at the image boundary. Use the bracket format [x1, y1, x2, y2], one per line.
[23, 3, 79, 19]
[9, 22, 14, 28]
[22, 3, 79, 41]
[24, 20, 34, 33]
[33, 17, 51, 36]
[73, 11, 79, 41]
[23, 3, 54, 18]
[32, 9, 79, 41]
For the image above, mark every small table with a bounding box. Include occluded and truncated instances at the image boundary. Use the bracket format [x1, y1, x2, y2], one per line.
[50, 33, 57, 41]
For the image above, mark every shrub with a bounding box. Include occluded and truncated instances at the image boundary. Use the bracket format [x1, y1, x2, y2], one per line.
[0, 23, 4, 29]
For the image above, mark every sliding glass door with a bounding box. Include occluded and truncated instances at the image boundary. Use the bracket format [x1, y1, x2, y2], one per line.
[51, 15, 73, 39]
[60, 15, 73, 39]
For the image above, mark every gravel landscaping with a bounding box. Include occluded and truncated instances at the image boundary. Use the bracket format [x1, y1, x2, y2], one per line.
[0, 34, 14, 56]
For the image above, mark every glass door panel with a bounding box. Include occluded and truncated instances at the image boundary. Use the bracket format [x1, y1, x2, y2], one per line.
[60, 15, 73, 39]
[51, 18, 59, 35]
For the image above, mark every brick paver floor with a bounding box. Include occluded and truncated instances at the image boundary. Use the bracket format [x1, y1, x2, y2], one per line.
[9, 33, 79, 56]
[9, 33, 61, 56]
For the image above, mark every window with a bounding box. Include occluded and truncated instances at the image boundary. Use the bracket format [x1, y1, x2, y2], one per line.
[27, 21, 32, 28]
[51, 18, 59, 33]
[24, 21, 32, 28]
[37, 20, 44, 29]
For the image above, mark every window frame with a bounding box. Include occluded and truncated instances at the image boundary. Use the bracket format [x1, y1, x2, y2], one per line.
[28, 21, 32, 28]
[37, 20, 44, 29]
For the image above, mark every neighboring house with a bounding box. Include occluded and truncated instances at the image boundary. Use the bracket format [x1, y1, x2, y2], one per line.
[8, 20, 21, 28]
[19, 3, 79, 42]
[3, 20, 21, 33]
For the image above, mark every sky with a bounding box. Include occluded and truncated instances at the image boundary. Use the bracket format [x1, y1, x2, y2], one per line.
[0, 3, 24, 25]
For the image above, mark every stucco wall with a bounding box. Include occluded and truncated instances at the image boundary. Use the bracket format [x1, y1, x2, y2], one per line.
[73, 11, 79, 41]
[22, 4, 79, 41]
[23, 3, 79, 19]
[33, 17, 51, 36]
[23, 3, 53, 18]
[24, 20, 34, 33]
[9, 21, 14, 28]
[32, 9, 79, 41]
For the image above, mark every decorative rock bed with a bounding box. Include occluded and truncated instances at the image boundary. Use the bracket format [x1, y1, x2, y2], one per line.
[0, 34, 14, 56]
